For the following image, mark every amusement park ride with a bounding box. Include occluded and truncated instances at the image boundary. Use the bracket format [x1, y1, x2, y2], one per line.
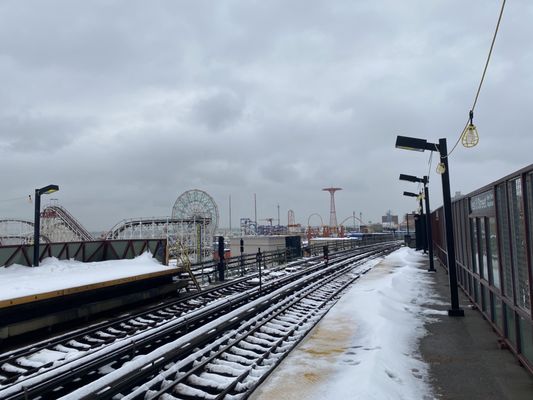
[0, 189, 219, 264]
[0, 186, 373, 261]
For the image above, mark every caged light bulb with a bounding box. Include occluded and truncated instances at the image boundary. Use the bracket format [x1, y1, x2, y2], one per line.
[436, 162, 446, 175]
[461, 123, 479, 148]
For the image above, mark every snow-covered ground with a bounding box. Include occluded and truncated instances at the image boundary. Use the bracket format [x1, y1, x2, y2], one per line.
[252, 247, 440, 400]
[1, 246, 441, 399]
[0, 252, 174, 301]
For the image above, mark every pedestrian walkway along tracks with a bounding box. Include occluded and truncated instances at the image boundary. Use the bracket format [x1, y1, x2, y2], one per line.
[0, 242, 400, 399]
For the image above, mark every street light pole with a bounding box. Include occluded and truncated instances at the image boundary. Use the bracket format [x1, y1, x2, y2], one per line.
[403, 191, 421, 250]
[423, 177, 436, 272]
[33, 189, 42, 267]
[418, 194, 426, 254]
[400, 173, 435, 272]
[438, 138, 463, 315]
[396, 136, 463, 317]
[33, 184, 59, 267]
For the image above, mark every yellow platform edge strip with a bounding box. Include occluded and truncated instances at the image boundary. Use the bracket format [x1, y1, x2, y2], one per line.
[0, 267, 185, 309]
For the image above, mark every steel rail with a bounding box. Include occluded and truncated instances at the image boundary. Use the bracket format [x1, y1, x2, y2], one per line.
[0, 243, 366, 371]
[0, 243, 398, 399]
[0, 250, 331, 371]
[62, 244, 399, 400]
[145, 253, 379, 399]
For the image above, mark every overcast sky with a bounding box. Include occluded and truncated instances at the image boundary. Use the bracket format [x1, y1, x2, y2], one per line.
[0, 0, 531, 232]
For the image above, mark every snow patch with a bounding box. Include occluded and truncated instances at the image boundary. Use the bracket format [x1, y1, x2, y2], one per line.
[252, 247, 438, 400]
[0, 252, 173, 301]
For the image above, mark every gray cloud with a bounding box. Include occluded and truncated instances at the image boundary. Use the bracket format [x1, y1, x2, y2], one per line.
[192, 90, 245, 131]
[0, 112, 92, 152]
[0, 0, 531, 232]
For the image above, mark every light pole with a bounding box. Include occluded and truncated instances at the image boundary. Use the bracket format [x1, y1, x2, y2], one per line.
[217, 236, 225, 281]
[400, 174, 435, 272]
[403, 191, 421, 249]
[256, 248, 263, 292]
[33, 184, 59, 267]
[396, 136, 464, 317]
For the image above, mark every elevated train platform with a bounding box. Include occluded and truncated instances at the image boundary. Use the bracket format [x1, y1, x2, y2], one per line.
[252, 248, 533, 400]
[0, 256, 187, 340]
[0, 233, 310, 342]
[3, 239, 531, 398]
[0, 234, 396, 344]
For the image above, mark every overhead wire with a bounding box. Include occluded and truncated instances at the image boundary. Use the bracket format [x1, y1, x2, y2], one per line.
[448, 0, 507, 157]
[427, 151, 433, 181]
[418, 151, 434, 195]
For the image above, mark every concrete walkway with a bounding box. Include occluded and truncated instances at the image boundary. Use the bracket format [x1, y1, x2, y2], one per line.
[420, 258, 533, 400]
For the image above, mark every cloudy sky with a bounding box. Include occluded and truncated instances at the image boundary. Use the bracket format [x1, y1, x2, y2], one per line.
[0, 0, 531, 232]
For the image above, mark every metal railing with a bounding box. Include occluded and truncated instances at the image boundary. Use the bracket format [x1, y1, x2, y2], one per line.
[186, 234, 398, 285]
[431, 162, 533, 376]
[0, 239, 167, 267]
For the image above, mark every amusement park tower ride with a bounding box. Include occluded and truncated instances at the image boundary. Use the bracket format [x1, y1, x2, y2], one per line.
[322, 187, 342, 229]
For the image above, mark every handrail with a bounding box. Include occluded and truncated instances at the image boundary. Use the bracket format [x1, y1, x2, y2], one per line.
[186, 234, 399, 284]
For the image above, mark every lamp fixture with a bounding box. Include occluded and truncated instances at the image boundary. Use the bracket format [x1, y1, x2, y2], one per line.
[461, 110, 479, 148]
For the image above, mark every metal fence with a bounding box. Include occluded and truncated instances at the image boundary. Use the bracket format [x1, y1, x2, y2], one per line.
[189, 234, 398, 285]
[432, 163, 533, 375]
[0, 239, 167, 267]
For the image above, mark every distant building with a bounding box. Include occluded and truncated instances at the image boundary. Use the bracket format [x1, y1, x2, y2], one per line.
[366, 223, 384, 233]
[400, 212, 416, 232]
[229, 235, 302, 258]
[381, 215, 399, 225]
[381, 212, 399, 232]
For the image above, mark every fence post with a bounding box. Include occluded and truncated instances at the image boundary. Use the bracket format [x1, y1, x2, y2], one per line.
[256, 248, 262, 292]
[217, 236, 225, 282]
[240, 238, 245, 276]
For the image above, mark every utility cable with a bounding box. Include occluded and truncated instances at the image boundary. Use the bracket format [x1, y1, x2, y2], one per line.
[448, 0, 506, 157]
[427, 151, 433, 181]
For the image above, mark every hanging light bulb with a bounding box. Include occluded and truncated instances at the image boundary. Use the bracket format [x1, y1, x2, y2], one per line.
[461, 110, 479, 148]
[436, 162, 446, 175]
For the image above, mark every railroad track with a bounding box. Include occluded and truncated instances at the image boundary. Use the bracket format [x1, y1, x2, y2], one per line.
[137, 258, 374, 400]
[0, 253, 328, 385]
[0, 242, 400, 399]
[0, 247, 367, 384]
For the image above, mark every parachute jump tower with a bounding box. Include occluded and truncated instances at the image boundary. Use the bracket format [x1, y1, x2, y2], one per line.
[322, 187, 342, 237]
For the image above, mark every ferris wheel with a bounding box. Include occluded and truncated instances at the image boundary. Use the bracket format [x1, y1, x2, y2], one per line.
[171, 189, 219, 235]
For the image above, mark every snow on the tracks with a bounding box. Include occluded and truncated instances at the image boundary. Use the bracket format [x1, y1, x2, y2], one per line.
[252, 247, 436, 400]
